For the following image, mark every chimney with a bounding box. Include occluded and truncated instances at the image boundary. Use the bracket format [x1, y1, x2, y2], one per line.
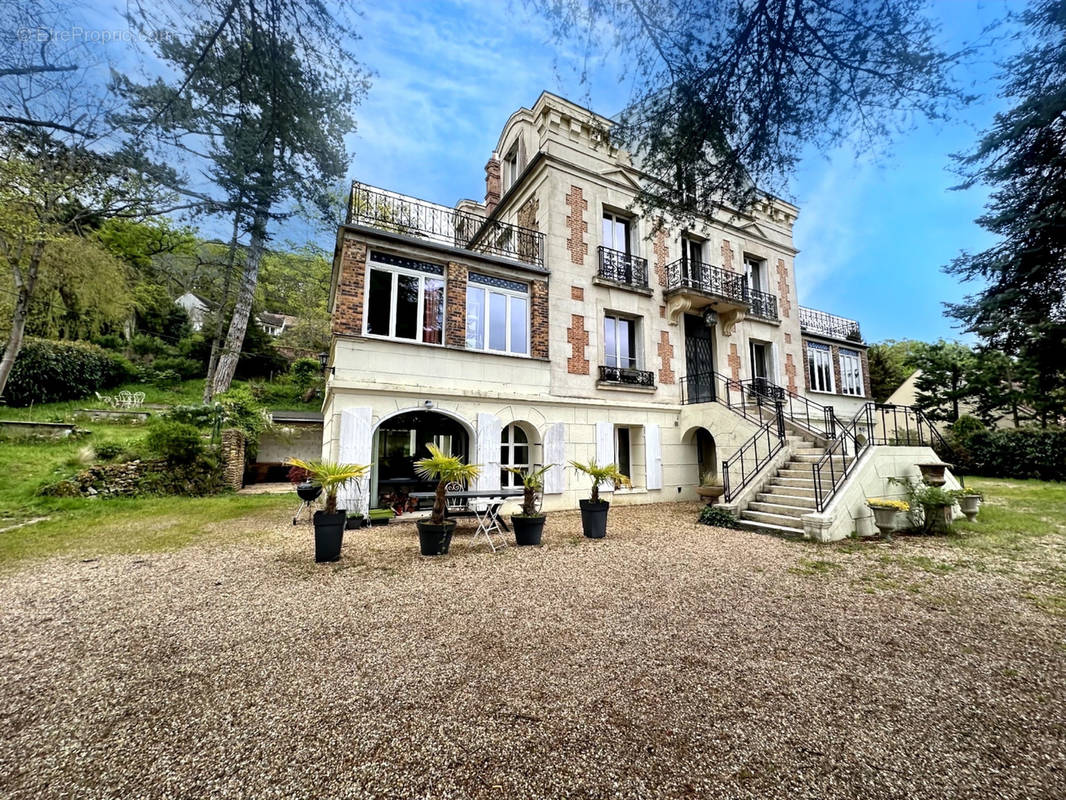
[485, 152, 501, 214]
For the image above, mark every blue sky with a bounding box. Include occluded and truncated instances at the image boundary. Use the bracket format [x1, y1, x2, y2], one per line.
[81, 0, 1016, 345]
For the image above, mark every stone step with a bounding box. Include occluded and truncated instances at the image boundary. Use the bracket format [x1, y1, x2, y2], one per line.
[792, 448, 827, 457]
[741, 509, 809, 527]
[791, 453, 848, 464]
[737, 518, 805, 538]
[772, 477, 816, 489]
[777, 467, 818, 479]
[757, 491, 816, 509]
[747, 501, 810, 518]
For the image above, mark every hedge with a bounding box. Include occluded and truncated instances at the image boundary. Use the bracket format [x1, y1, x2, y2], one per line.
[953, 426, 1066, 482]
[3, 338, 136, 407]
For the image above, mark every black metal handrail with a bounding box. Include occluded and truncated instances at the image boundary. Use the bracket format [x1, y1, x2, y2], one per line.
[722, 412, 786, 503]
[740, 377, 837, 439]
[799, 306, 862, 342]
[597, 246, 648, 287]
[348, 182, 545, 268]
[812, 403, 953, 511]
[598, 365, 655, 387]
[748, 288, 779, 320]
[665, 259, 749, 304]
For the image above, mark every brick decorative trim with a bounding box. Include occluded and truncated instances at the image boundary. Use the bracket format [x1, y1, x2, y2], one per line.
[657, 330, 675, 384]
[861, 350, 872, 399]
[332, 236, 367, 336]
[571, 285, 584, 301]
[659, 304, 666, 319]
[530, 279, 549, 359]
[801, 339, 811, 390]
[517, 195, 539, 232]
[776, 258, 792, 318]
[567, 314, 589, 375]
[565, 185, 588, 265]
[785, 353, 798, 395]
[444, 262, 469, 348]
[721, 239, 735, 272]
[728, 343, 741, 381]
[485, 156, 501, 213]
[653, 228, 669, 287]
[784, 332, 792, 344]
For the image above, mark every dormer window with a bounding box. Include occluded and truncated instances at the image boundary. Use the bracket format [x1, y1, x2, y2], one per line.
[503, 143, 519, 190]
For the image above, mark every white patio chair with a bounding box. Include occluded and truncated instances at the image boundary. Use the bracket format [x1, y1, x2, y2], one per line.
[116, 390, 133, 409]
[94, 391, 114, 408]
[444, 481, 467, 514]
[131, 392, 146, 408]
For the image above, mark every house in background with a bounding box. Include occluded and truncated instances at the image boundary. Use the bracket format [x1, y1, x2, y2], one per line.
[174, 292, 210, 332]
[257, 312, 299, 338]
[320, 92, 948, 541]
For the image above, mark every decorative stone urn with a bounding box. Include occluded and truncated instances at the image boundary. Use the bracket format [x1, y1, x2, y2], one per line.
[696, 484, 726, 505]
[958, 494, 981, 522]
[869, 506, 900, 540]
[916, 462, 952, 487]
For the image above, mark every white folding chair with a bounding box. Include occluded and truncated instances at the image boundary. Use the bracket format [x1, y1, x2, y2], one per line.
[472, 497, 508, 552]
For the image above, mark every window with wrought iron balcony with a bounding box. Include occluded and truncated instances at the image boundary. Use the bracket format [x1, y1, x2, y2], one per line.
[596, 211, 648, 290]
[598, 314, 655, 388]
[799, 306, 863, 343]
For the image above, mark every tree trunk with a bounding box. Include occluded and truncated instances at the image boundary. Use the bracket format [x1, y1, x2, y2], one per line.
[210, 201, 270, 398]
[0, 241, 44, 400]
[203, 212, 243, 403]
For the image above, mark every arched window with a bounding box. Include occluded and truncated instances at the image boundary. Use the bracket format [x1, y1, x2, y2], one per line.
[500, 423, 531, 488]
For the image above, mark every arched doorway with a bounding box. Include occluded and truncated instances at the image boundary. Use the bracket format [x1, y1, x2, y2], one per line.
[694, 428, 717, 484]
[372, 410, 470, 513]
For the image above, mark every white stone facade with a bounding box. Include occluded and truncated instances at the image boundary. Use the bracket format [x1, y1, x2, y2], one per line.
[321, 92, 871, 513]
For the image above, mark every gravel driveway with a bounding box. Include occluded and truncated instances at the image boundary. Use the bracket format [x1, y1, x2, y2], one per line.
[1, 502, 1063, 799]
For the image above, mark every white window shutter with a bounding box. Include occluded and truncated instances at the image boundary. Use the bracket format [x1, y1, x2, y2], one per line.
[595, 421, 615, 493]
[475, 413, 502, 491]
[645, 424, 663, 490]
[542, 422, 566, 494]
[338, 407, 372, 516]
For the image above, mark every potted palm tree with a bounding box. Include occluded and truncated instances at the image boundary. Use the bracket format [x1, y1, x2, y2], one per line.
[285, 458, 369, 562]
[569, 459, 630, 539]
[505, 464, 554, 546]
[414, 444, 480, 556]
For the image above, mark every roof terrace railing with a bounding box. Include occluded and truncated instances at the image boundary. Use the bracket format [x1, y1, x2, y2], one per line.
[799, 306, 863, 343]
[348, 182, 544, 268]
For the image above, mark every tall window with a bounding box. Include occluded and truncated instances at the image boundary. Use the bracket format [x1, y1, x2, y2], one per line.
[500, 423, 531, 489]
[503, 143, 519, 190]
[839, 348, 864, 396]
[615, 426, 632, 481]
[602, 211, 631, 254]
[744, 255, 765, 292]
[465, 273, 529, 355]
[807, 342, 834, 393]
[604, 314, 639, 369]
[681, 236, 703, 265]
[365, 253, 444, 343]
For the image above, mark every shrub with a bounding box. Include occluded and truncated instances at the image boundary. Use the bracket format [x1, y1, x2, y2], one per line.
[4, 338, 131, 407]
[961, 427, 1066, 481]
[91, 333, 125, 350]
[167, 404, 222, 430]
[152, 356, 202, 380]
[290, 357, 321, 391]
[145, 420, 204, 465]
[130, 333, 171, 357]
[147, 368, 182, 389]
[698, 505, 741, 529]
[217, 386, 271, 442]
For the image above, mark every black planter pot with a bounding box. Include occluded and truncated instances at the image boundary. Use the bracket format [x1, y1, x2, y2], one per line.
[416, 520, 455, 556]
[511, 514, 546, 546]
[579, 499, 610, 539]
[313, 510, 346, 562]
[345, 515, 365, 530]
[296, 482, 322, 502]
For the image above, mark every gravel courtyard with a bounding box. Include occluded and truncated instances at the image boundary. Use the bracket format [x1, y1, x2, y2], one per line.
[1, 502, 1063, 799]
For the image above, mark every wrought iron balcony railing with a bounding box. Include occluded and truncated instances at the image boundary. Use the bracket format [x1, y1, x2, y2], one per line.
[348, 182, 544, 268]
[748, 288, 779, 320]
[799, 306, 862, 342]
[665, 259, 748, 305]
[598, 365, 655, 387]
[597, 246, 648, 288]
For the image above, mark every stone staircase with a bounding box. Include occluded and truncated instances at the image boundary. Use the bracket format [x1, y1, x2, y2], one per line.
[736, 434, 841, 537]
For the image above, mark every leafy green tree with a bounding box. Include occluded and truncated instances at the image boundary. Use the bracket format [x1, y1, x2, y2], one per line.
[912, 341, 975, 423]
[536, 0, 970, 219]
[946, 0, 1066, 422]
[867, 340, 927, 402]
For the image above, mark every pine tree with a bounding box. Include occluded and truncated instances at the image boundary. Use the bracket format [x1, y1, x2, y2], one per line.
[946, 0, 1066, 423]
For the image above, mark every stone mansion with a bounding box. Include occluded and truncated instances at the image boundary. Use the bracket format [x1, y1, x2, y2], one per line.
[320, 92, 898, 537]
